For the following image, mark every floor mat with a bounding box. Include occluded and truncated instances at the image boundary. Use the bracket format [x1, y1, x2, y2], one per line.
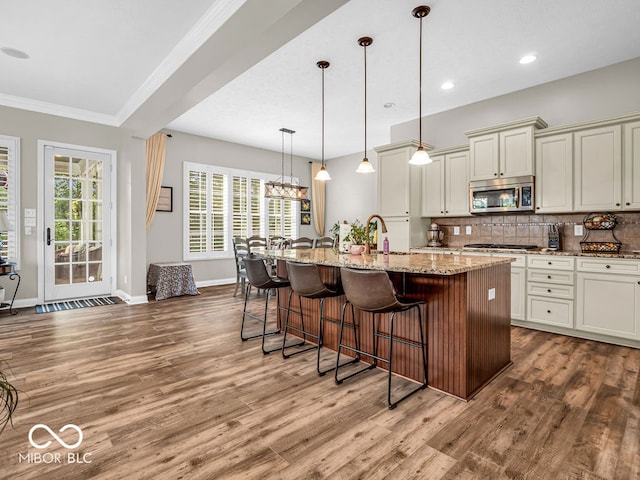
[35, 296, 119, 313]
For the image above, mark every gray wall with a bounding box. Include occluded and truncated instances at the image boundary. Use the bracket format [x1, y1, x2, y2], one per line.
[146, 131, 316, 285]
[0, 105, 145, 302]
[391, 57, 640, 148]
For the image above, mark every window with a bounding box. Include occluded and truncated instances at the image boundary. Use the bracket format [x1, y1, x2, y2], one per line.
[0, 135, 20, 267]
[184, 162, 298, 260]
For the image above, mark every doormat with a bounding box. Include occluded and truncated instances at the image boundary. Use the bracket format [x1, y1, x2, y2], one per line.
[35, 297, 119, 314]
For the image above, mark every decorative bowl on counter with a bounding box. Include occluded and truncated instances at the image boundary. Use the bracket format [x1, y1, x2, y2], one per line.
[349, 245, 365, 255]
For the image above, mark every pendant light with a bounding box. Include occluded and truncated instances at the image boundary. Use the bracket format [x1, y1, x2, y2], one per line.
[409, 5, 432, 166]
[356, 36, 375, 174]
[264, 128, 309, 200]
[314, 60, 331, 181]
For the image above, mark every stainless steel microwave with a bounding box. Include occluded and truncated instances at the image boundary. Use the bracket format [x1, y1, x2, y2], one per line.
[469, 175, 534, 213]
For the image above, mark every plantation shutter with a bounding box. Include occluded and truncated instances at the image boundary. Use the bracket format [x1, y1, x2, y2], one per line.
[210, 173, 226, 252]
[187, 169, 207, 254]
[0, 136, 19, 266]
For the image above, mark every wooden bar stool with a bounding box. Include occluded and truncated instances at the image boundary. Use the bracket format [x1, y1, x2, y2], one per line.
[283, 262, 359, 375]
[335, 267, 428, 409]
[241, 257, 291, 355]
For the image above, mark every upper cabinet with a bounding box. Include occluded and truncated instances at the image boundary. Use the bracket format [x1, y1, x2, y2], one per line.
[466, 117, 548, 181]
[376, 140, 430, 217]
[421, 146, 470, 217]
[535, 133, 573, 213]
[574, 125, 622, 211]
[624, 121, 640, 210]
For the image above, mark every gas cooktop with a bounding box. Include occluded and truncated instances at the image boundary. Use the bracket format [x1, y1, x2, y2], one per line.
[463, 243, 539, 250]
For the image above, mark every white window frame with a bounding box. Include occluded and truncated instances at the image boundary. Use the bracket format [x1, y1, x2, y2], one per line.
[183, 162, 298, 261]
[0, 135, 21, 269]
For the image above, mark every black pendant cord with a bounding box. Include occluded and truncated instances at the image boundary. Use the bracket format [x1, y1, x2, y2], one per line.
[322, 64, 325, 167]
[363, 41, 367, 160]
[418, 13, 423, 147]
[281, 129, 285, 179]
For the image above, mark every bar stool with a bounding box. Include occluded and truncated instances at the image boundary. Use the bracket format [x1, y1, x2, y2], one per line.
[241, 257, 291, 355]
[283, 262, 360, 375]
[335, 267, 428, 409]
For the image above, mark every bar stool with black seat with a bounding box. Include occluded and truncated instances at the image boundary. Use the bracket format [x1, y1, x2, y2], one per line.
[232, 237, 249, 297]
[335, 267, 428, 409]
[283, 262, 360, 375]
[241, 257, 291, 354]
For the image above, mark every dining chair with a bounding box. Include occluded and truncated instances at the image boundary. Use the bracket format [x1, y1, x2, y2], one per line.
[313, 236, 335, 248]
[290, 237, 314, 249]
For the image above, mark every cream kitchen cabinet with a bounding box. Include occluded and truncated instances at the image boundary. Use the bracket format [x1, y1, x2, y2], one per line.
[376, 140, 429, 217]
[421, 146, 470, 217]
[493, 253, 527, 321]
[623, 121, 640, 209]
[466, 117, 547, 181]
[375, 140, 430, 252]
[574, 125, 622, 211]
[526, 255, 575, 328]
[534, 133, 573, 213]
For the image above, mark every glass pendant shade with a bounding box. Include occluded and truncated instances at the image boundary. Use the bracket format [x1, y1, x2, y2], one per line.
[409, 146, 432, 165]
[314, 166, 331, 181]
[356, 157, 375, 174]
[264, 127, 308, 201]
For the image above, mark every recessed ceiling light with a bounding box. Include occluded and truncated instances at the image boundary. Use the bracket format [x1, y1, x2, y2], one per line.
[384, 102, 396, 108]
[1, 47, 29, 59]
[441, 81, 455, 90]
[519, 54, 537, 65]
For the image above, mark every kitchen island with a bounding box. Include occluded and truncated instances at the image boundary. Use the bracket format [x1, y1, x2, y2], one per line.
[263, 249, 514, 401]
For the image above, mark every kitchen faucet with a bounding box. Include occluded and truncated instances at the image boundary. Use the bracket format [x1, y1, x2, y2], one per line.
[364, 214, 388, 254]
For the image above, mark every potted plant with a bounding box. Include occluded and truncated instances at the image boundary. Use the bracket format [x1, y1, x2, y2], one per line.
[344, 219, 368, 254]
[0, 364, 18, 436]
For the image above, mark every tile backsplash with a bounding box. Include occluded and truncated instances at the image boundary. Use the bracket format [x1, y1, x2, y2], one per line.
[430, 212, 640, 253]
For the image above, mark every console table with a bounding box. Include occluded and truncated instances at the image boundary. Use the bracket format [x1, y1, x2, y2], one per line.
[147, 262, 199, 301]
[0, 262, 20, 315]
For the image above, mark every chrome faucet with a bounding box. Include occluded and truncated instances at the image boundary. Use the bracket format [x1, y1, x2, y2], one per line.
[365, 214, 388, 254]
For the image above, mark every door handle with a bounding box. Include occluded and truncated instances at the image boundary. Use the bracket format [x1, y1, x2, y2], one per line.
[47, 227, 51, 246]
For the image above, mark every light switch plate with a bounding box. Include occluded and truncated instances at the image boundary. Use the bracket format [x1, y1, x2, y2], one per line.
[24, 208, 36, 218]
[574, 225, 583, 236]
[465, 225, 472, 235]
[488, 288, 496, 300]
[453, 226, 460, 235]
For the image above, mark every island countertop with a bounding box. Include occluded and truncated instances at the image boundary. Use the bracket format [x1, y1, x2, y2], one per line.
[260, 248, 514, 275]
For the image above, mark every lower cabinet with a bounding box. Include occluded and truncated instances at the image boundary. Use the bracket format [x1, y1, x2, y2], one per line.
[526, 255, 575, 328]
[576, 271, 640, 340]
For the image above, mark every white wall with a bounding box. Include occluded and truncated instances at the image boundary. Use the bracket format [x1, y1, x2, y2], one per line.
[145, 131, 316, 285]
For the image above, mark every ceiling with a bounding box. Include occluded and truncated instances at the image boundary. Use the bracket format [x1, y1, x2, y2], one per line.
[2, 0, 640, 160]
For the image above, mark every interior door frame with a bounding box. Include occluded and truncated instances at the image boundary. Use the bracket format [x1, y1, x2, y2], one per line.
[37, 140, 118, 304]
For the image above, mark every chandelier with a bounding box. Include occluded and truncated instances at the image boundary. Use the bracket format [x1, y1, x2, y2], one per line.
[264, 128, 309, 201]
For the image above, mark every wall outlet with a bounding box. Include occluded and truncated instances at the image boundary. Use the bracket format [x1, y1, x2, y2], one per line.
[488, 288, 496, 300]
[466, 225, 472, 235]
[453, 226, 460, 236]
[574, 225, 584, 236]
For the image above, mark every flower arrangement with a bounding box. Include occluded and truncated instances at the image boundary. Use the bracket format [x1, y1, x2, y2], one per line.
[343, 219, 368, 245]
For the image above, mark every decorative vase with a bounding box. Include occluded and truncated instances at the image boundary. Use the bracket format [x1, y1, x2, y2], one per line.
[349, 244, 365, 255]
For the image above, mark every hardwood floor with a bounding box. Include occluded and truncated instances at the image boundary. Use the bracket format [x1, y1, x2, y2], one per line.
[0, 285, 638, 479]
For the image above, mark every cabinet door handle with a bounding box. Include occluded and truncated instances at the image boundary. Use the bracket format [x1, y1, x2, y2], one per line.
[548, 261, 552, 265]
[547, 275, 552, 279]
[536, 206, 540, 210]
[626, 202, 631, 206]
[616, 203, 621, 207]
[500, 172, 504, 176]
[547, 310, 551, 314]
[494, 173, 498, 176]
[605, 265, 611, 269]
[440, 211, 444, 214]
[547, 289, 552, 293]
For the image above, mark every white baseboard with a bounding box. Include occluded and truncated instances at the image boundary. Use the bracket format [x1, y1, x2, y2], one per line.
[115, 289, 148, 305]
[12, 297, 38, 308]
[196, 277, 236, 288]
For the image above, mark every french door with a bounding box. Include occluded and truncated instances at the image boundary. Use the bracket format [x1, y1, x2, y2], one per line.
[43, 144, 113, 301]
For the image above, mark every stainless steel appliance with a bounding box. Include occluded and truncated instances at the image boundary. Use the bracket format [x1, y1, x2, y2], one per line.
[427, 223, 444, 247]
[469, 175, 534, 213]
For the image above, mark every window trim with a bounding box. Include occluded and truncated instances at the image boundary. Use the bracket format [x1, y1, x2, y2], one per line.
[183, 162, 298, 261]
[0, 135, 21, 269]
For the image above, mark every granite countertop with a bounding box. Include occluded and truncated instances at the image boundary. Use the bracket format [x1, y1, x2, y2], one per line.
[260, 248, 513, 275]
[411, 246, 640, 259]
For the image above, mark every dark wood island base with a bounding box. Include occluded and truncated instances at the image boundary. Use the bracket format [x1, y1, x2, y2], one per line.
[269, 250, 513, 401]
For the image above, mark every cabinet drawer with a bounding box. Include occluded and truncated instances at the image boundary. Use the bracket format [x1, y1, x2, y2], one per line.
[527, 269, 574, 285]
[527, 296, 574, 327]
[492, 253, 526, 267]
[527, 255, 575, 270]
[576, 258, 640, 275]
[528, 282, 574, 299]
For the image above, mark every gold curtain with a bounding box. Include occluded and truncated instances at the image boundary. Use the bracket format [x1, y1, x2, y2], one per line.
[311, 162, 326, 236]
[145, 132, 167, 230]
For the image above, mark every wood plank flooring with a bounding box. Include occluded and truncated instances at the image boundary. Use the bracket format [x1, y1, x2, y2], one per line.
[0, 285, 638, 479]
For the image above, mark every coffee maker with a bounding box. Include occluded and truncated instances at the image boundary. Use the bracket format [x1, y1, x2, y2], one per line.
[427, 223, 444, 247]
